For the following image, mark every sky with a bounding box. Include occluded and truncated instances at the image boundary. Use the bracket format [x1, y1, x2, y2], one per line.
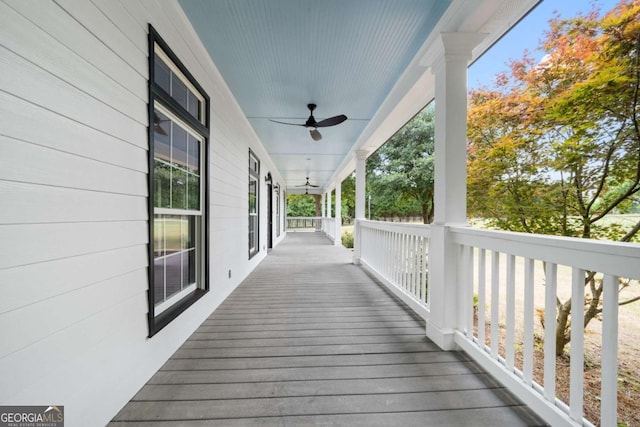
[468, 0, 622, 90]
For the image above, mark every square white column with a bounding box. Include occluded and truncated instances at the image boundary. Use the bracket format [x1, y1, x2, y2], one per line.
[334, 182, 342, 245]
[427, 32, 482, 350]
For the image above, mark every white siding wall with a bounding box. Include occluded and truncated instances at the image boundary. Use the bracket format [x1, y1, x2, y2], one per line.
[0, 0, 284, 425]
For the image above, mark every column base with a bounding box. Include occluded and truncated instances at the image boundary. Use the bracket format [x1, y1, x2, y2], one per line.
[426, 320, 459, 351]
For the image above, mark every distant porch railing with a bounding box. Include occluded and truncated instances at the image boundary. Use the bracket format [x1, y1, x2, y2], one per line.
[356, 219, 640, 427]
[286, 216, 322, 231]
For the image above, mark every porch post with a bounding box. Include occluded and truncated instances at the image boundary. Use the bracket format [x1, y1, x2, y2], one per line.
[353, 150, 368, 264]
[334, 181, 342, 245]
[427, 32, 480, 350]
[320, 193, 326, 233]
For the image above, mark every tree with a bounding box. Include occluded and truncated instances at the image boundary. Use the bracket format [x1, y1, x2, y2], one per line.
[286, 194, 316, 217]
[368, 105, 435, 223]
[467, 0, 640, 355]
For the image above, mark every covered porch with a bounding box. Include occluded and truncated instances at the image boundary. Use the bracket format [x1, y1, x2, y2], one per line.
[111, 232, 544, 426]
[2, 1, 639, 426]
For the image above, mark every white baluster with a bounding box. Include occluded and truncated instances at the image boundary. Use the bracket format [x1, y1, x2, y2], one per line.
[544, 262, 557, 402]
[523, 258, 535, 386]
[570, 268, 584, 422]
[506, 254, 516, 371]
[601, 274, 619, 426]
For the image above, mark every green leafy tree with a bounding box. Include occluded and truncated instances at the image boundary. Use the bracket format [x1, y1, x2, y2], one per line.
[368, 106, 435, 223]
[286, 194, 316, 217]
[467, 0, 640, 355]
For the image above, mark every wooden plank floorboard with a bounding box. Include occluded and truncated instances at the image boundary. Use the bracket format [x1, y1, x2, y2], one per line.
[113, 389, 527, 421]
[110, 233, 546, 426]
[163, 351, 465, 371]
[149, 361, 485, 385]
[188, 326, 425, 340]
[109, 407, 546, 427]
[134, 373, 501, 400]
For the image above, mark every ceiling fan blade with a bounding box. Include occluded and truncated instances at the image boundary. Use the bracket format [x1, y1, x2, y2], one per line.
[269, 119, 306, 126]
[315, 114, 347, 127]
[308, 184, 319, 187]
[310, 129, 322, 141]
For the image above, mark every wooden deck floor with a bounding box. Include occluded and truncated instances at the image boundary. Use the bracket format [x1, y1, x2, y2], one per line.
[111, 232, 546, 426]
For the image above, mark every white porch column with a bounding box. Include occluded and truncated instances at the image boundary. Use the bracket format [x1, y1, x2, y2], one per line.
[353, 150, 368, 264]
[334, 182, 342, 245]
[427, 32, 480, 350]
[321, 193, 326, 218]
[326, 190, 332, 218]
[354, 150, 368, 220]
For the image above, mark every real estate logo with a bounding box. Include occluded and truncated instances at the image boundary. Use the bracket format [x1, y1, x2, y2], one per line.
[0, 405, 64, 427]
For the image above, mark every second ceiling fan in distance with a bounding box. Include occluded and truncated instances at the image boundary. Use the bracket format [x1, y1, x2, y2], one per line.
[270, 104, 347, 141]
[296, 177, 318, 194]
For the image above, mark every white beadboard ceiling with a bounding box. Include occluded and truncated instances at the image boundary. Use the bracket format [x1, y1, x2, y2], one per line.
[178, 0, 538, 193]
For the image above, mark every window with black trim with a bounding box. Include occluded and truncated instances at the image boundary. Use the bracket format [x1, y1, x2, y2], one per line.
[249, 151, 260, 258]
[148, 25, 210, 337]
[275, 184, 281, 237]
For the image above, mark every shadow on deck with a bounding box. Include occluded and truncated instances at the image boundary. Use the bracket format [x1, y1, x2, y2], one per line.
[110, 232, 546, 426]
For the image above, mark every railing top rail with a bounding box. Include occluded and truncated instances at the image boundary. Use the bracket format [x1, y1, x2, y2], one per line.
[287, 216, 323, 220]
[450, 225, 640, 279]
[358, 219, 431, 238]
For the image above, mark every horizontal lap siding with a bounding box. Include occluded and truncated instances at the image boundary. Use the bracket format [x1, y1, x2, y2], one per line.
[0, 0, 283, 425]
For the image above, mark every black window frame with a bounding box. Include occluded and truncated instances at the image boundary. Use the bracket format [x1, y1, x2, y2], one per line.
[248, 150, 260, 259]
[147, 25, 210, 337]
[275, 183, 281, 238]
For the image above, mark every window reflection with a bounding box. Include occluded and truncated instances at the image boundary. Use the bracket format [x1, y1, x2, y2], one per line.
[153, 215, 198, 305]
[154, 112, 200, 211]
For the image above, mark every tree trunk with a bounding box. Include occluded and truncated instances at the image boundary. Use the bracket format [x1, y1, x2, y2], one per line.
[313, 194, 322, 216]
[553, 271, 603, 355]
[556, 299, 572, 356]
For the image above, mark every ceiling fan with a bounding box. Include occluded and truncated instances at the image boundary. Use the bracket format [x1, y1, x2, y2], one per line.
[295, 177, 319, 188]
[270, 104, 347, 141]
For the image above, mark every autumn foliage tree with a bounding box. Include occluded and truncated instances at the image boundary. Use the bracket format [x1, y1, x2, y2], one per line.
[467, 0, 640, 355]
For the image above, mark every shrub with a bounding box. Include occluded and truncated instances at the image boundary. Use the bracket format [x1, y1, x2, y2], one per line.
[342, 230, 354, 249]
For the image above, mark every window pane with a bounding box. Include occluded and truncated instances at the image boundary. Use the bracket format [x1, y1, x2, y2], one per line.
[172, 124, 188, 169]
[172, 75, 188, 111]
[164, 215, 181, 255]
[165, 252, 182, 300]
[187, 172, 200, 211]
[154, 160, 171, 208]
[249, 179, 257, 214]
[187, 91, 199, 119]
[181, 249, 195, 287]
[180, 215, 189, 250]
[154, 214, 165, 257]
[154, 257, 166, 305]
[154, 54, 171, 94]
[187, 134, 200, 174]
[249, 219, 255, 252]
[154, 111, 171, 161]
[171, 167, 187, 209]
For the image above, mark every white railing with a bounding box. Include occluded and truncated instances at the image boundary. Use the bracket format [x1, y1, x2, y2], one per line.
[286, 216, 323, 231]
[450, 226, 640, 427]
[322, 217, 335, 241]
[356, 220, 640, 427]
[357, 220, 430, 319]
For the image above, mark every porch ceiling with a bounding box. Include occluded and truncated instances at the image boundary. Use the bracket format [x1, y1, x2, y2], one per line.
[178, 0, 538, 193]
